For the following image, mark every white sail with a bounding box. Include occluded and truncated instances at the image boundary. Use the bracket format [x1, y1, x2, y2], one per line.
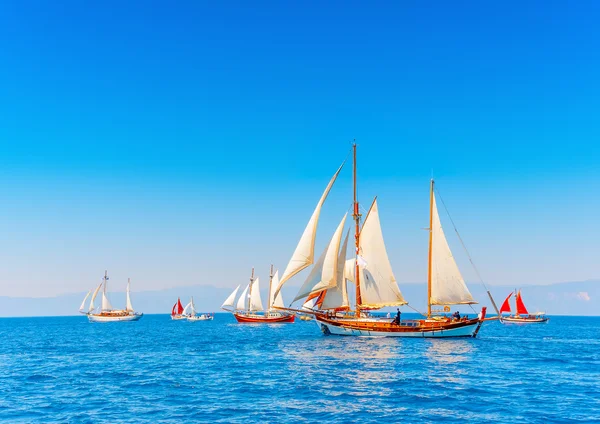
[222, 285, 240, 309]
[126, 278, 134, 312]
[89, 282, 102, 312]
[292, 213, 347, 302]
[358, 199, 407, 308]
[302, 296, 318, 311]
[79, 291, 91, 311]
[269, 271, 285, 310]
[344, 258, 355, 283]
[321, 228, 350, 310]
[430, 195, 476, 305]
[101, 292, 113, 311]
[249, 278, 264, 311]
[273, 162, 344, 298]
[236, 284, 250, 311]
[182, 298, 196, 316]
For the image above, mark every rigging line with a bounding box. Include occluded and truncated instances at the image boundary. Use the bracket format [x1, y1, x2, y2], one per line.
[406, 303, 427, 317]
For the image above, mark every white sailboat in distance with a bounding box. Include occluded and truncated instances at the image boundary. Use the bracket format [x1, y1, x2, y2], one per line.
[81, 271, 143, 322]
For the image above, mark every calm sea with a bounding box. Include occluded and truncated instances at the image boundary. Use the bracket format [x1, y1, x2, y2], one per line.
[0, 314, 598, 423]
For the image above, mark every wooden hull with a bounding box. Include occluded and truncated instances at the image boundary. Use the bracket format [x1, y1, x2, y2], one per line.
[501, 316, 549, 324]
[315, 308, 486, 338]
[171, 315, 186, 320]
[88, 313, 143, 322]
[233, 312, 295, 323]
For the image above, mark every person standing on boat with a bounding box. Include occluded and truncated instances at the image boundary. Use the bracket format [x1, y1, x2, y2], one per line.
[394, 308, 401, 325]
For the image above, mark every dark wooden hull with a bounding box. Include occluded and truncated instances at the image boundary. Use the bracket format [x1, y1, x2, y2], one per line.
[233, 312, 295, 323]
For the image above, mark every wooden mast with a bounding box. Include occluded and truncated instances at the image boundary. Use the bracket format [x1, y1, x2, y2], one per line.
[247, 267, 254, 312]
[427, 179, 434, 317]
[353, 142, 362, 315]
[267, 264, 273, 313]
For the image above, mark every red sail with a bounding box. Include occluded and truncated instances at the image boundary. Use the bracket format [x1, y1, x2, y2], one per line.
[171, 302, 177, 316]
[499, 292, 512, 314]
[515, 290, 529, 315]
[176, 298, 184, 315]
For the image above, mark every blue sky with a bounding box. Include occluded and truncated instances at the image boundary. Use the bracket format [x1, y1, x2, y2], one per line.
[0, 1, 598, 297]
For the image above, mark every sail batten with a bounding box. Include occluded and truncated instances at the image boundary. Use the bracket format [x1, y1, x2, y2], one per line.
[429, 195, 476, 305]
[273, 162, 345, 298]
[357, 199, 407, 308]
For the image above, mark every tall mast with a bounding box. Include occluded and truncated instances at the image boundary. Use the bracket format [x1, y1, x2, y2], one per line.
[267, 264, 273, 312]
[353, 142, 362, 315]
[427, 179, 434, 317]
[247, 267, 254, 312]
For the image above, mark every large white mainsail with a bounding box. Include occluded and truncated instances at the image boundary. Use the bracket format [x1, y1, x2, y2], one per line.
[320, 228, 350, 310]
[126, 278, 134, 312]
[236, 284, 250, 311]
[357, 199, 407, 308]
[292, 213, 347, 302]
[79, 291, 91, 312]
[222, 285, 241, 309]
[89, 282, 103, 312]
[344, 258, 355, 283]
[272, 162, 345, 298]
[248, 278, 264, 311]
[101, 289, 113, 311]
[430, 195, 476, 305]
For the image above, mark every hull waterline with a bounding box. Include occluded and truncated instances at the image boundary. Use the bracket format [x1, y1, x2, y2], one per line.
[88, 313, 143, 322]
[500, 316, 549, 324]
[233, 312, 295, 323]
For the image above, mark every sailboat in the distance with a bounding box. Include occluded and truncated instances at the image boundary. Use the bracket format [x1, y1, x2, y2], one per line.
[499, 290, 548, 323]
[80, 271, 143, 322]
[273, 144, 492, 337]
[221, 266, 295, 323]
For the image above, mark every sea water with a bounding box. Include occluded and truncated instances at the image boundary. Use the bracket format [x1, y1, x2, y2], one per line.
[0, 314, 598, 423]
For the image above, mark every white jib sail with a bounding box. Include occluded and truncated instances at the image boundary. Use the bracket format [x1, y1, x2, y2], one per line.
[272, 162, 344, 298]
[430, 195, 476, 305]
[183, 298, 196, 316]
[249, 277, 264, 311]
[358, 199, 407, 308]
[269, 271, 285, 310]
[79, 291, 91, 311]
[101, 292, 113, 311]
[222, 285, 241, 309]
[321, 228, 350, 310]
[302, 296, 318, 311]
[89, 282, 103, 312]
[236, 284, 250, 311]
[126, 278, 134, 312]
[292, 213, 347, 302]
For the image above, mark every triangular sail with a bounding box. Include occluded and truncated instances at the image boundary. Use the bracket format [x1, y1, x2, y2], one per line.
[357, 199, 407, 308]
[273, 162, 345, 298]
[102, 291, 113, 311]
[321, 228, 350, 310]
[344, 258, 355, 283]
[126, 278, 134, 312]
[176, 298, 184, 314]
[183, 298, 196, 316]
[499, 292, 513, 314]
[236, 284, 249, 311]
[430, 195, 476, 305]
[171, 301, 178, 316]
[269, 271, 285, 310]
[292, 213, 347, 302]
[89, 283, 102, 312]
[515, 290, 529, 315]
[222, 285, 241, 309]
[249, 278, 264, 311]
[79, 291, 91, 311]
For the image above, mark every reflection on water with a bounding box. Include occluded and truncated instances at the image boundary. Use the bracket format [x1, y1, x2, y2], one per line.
[424, 339, 476, 384]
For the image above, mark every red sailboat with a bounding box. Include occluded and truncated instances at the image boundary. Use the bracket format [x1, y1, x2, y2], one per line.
[499, 290, 548, 324]
[171, 297, 186, 320]
[221, 266, 295, 323]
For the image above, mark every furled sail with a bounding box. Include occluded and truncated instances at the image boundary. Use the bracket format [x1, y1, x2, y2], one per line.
[358, 199, 407, 308]
[79, 291, 91, 312]
[222, 285, 241, 309]
[126, 278, 134, 312]
[499, 292, 513, 314]
[249, 278, 264, 311]
[515, 290, 529, 315]
[89, 282, 103, 312]
[273, 162, 344, 298]
[321, 228, 350, 310]
[430, 196, 476, 305]
[236, 284, 250, 311]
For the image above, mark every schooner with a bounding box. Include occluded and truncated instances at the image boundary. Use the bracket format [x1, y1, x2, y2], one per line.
[80, 271, 143, 322]
[273, 144, 490, 337]
[221, 266, 295, 323]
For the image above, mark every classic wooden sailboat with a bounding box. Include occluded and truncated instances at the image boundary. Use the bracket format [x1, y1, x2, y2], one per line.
[221, 266, 295, 323]
[273, 144, 489, 337]
[499, 290, 548, 323]
[171, 297, 186, 320]
[82, 272, 143, 322]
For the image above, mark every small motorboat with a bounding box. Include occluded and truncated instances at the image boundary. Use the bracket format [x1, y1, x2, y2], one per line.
[187, 313, 214, 321]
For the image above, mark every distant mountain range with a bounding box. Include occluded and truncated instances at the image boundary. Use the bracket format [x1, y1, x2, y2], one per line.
[0, 280, 597, 317]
